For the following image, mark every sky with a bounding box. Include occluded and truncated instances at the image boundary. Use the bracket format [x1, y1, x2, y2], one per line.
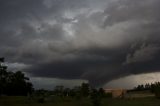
[0, 0, 160, 89]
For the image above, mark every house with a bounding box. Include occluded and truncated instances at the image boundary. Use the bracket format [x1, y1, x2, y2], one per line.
[124, 90, 155, 99]
[104, 89, 127, 98]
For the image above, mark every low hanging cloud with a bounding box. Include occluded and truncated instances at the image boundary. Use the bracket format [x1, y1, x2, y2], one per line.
[0, 0, 160, 87]
[125, 44, 160, 64]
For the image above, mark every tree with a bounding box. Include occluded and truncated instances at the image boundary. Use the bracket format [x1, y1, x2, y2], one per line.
[0, 57, 34, 96]
[54, 85, 64, 97]
[90, 89, 101, 106]
[7, 71, 33, 95]
[63, 88, 70, 96]
[69, 86, 81, 98]
[81, 83, 90, 97]
[98, 88, 105, 98]
[152, 82, 160, 98]
[134, 84, 145, 91]
[0, 57, 8, 95]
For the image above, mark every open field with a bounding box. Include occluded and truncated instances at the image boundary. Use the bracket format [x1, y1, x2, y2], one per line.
[0, 96, 160, 106]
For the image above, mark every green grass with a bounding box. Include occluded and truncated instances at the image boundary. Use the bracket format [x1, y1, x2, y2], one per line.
[0, 96, 160, 106]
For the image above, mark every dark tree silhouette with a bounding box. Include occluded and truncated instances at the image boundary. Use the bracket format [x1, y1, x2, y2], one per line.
[132, 82, 160, 99]
[152, 82, 160, 98]
[0, 58, 34, 96]
[0, 57, 8, 95]
[90, 89, 101, 106]
[81, 83, 90, 97]
[53, 85, 64, 97]
[98, 88, 105, 98]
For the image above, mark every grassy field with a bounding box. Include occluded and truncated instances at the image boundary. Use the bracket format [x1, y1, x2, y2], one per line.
[0, 96, 160, 106]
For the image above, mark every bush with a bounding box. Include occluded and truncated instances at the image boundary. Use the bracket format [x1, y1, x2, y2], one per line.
[90, 89, 101, 106]
[152, 82, 160, 98]
[37, 97, 45, 103]
[154, 87, 160, 98]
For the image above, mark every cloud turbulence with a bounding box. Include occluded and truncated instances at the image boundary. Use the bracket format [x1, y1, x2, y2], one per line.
[0, 0, 160, 87]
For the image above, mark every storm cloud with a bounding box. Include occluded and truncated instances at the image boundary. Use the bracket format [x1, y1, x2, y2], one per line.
[0, 0, 160, 87]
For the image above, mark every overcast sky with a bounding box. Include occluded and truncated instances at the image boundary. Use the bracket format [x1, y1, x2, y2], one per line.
[1, 0, 160, 89]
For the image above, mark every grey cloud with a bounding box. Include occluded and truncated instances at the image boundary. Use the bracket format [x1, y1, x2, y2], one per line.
[27, 47, 128, 86]
[125, 43, 160, 64]
[30, 77, 87, 90]
[103, 0, 160, 27]
[0, 0, 160, 87]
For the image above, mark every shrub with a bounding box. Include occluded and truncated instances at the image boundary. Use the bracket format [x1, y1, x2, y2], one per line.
[37, 97, 45, 103]
[90, 89, 101, 106]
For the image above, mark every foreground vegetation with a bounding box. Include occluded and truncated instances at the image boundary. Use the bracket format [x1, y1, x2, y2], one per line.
[0, 58, 33, 96]
[0, 96, 160, 106]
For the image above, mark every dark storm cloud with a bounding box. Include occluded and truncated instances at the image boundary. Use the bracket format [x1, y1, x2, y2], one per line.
[1, 0, 160, 87]
[28, 47, 126, 86]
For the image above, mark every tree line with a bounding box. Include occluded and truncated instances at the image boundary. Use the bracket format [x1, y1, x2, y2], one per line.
[131, 82, 160, 98]
[34, 83, 106, 106]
